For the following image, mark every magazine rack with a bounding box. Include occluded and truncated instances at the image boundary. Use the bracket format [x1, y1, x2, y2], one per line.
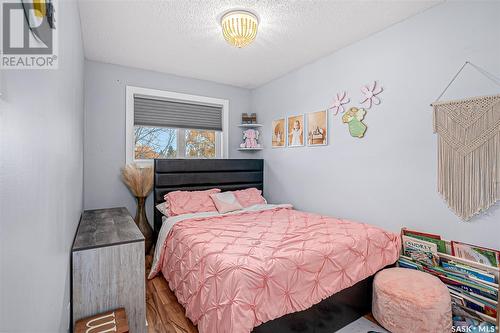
[400, 228, 499, 332]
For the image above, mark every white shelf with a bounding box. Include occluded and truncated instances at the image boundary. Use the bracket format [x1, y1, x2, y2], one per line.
[237, 148, 264, 151]
[238, 123, 263, 128]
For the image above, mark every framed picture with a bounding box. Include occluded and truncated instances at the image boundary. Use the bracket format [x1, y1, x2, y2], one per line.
[271, 118, 286, 148]
[307, 110, 328, 146]
[287, 114, 305, 147]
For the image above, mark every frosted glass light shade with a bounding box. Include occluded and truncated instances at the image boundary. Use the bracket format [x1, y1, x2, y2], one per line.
[221, 10, 259, 48]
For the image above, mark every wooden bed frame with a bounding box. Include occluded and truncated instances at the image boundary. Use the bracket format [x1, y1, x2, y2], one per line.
[153, 159, 374, 332]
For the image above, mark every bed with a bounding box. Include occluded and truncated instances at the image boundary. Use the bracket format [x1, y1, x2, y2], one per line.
[151, 159, 400, 333]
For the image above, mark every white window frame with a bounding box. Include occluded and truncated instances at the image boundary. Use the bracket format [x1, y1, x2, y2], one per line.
[126, 86, 229, 165]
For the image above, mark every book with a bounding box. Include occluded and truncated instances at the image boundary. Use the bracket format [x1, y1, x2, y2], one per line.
[399, 255, 416, 261]
[442, 261, 496, 284]
[398, 261, 418, 270]
[450, 287, 498, 317]
[438, 274, 498, 301]
[402, 229, 442, 240]
[469, 276, 499, 289]
[399, 229, 499, 330]
[452, 302, 497, 325]
[451, 241, 500, 268]
[398, 257, 420, 270]
[440, 253, 500, 282]
[403, 229, 447, 253]
[448, 285, 498, 307]
[449, 289, 466, 306]
[403, 235, 438, 254]
[403, 235, 439, 266]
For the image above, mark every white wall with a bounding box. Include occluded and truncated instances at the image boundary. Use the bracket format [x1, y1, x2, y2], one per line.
[252, 1, 500, 249]
[0, 1, 84, 332]
[2, 1, 497, 331]
[84, 61, 253, 222]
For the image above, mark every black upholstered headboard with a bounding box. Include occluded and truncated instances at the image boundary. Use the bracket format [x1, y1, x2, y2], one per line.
[153, 159, 264, 235]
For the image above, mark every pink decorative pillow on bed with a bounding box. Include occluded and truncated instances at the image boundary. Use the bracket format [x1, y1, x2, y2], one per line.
[233, 188, 266, 208]
[164, 189, 220, 216]
[210, 192, 243, 213]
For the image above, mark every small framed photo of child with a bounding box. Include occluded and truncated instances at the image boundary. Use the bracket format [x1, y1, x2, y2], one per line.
[307, 110, 328, 146]
[287, 114, 305, 147]
[272, 118, 286, 148]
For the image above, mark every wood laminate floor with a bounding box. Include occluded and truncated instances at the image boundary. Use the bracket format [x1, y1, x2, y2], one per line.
[145, 255, 379, 333]
[146, 255, 198, 333]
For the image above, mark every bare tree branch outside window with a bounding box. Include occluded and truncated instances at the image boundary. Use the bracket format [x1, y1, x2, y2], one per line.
[134, 126, 177, 159]
[185, 130, 216, 158]
[134, 126, 218, 159]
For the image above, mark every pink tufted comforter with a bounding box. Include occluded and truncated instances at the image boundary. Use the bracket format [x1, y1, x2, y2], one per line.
[150, 205, 400, 333]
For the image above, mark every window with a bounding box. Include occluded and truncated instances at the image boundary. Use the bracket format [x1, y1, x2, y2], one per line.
[134, 126, 178, 159]
[185, 129, 218, 158]
[126, 86, 228, 164]
[133, 126, 221, 159]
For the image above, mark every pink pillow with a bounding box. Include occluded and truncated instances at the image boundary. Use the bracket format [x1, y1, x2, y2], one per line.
[233, 188, 266, 208]
[210, 192, 243, 214]
[164, 189, 220, 216]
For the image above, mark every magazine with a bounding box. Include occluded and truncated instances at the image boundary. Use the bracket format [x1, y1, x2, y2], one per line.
[451, 241, 500, 268]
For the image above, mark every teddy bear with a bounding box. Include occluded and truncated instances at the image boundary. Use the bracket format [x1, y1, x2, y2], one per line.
[240, 128, 261, 148]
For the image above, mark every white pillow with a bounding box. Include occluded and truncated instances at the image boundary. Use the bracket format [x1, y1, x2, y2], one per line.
[156, 202, 168, 217]
[210, 191, 243, 214]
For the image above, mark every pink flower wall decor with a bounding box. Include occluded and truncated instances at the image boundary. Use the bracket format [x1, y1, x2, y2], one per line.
[360, 81, 383, 109]
[329, 91, 350, 115]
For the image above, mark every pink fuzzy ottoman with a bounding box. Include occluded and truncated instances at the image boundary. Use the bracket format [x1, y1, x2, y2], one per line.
[372, 268, 452, 333]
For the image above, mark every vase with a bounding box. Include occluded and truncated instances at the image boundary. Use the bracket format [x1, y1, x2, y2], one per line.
[135, 196, 154, 254]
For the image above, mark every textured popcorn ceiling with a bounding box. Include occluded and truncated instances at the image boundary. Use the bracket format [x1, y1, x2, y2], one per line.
[78, 0, 441, 88]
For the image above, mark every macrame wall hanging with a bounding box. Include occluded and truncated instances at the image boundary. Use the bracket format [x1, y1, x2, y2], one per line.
[432, 61, 500, 220]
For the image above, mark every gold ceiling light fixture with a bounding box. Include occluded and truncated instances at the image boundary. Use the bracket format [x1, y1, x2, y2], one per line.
[220, 10, 259, 48]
